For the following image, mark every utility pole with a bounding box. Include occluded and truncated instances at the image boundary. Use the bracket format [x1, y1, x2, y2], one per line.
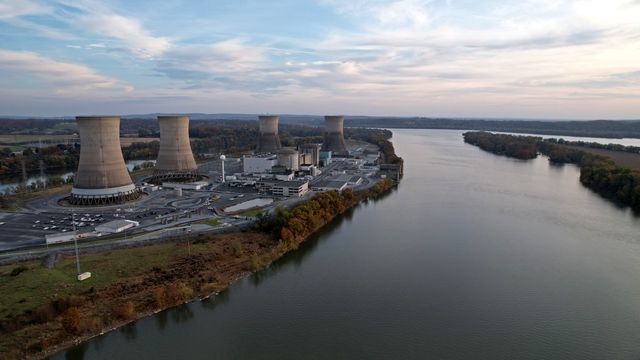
[72, 208, 81, 275]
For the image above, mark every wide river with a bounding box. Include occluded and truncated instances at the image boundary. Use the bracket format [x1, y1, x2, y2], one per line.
[56, 130, 640, 359]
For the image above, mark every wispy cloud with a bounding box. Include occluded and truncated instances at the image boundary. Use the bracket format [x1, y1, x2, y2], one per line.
[0, 50, 132, 93]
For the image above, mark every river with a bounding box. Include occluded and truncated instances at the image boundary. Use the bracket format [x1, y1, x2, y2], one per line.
[0, 160, 155, 194]
[56, 129, 640, 359]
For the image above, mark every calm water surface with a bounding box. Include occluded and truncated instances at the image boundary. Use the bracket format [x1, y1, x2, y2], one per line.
[57, 130, 640, 359]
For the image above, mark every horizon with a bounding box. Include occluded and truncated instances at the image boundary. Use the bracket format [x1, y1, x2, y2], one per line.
[1, 1, 639, 119]
[1, 113, 639, 122]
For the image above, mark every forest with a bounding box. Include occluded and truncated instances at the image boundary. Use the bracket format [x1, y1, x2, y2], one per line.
[464, 131, 640, 211]
[463, 131, 539, 159]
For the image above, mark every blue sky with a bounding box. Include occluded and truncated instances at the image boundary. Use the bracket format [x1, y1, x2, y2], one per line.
[0, 0, 639, 118]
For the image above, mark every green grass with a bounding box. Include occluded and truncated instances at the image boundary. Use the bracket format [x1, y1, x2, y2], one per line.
[0, 243, 178, 318]
[199, 218, 222, 226]
[239, 208, 264, 217]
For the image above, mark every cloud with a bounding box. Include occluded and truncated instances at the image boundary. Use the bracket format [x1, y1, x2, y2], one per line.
[0, 0, 169, 59]
[0, 0, 50, 19]
[0, 50, 132, 93]
[72, 12, 169, 58]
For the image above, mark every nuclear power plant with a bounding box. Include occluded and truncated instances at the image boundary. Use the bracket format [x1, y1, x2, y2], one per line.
[256, 115, 282, 153]
[70, 116, 139, 205]
[9, 111, 391, 252]
[322, 115, 348, 156]
[153, 115, 199, 182]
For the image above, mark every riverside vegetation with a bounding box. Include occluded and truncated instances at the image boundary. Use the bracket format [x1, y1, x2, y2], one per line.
[463, 131, 640, 211]
[0, 137, 402, 359]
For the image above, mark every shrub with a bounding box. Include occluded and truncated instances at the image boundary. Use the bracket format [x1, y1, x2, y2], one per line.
[166, 282, 193, 305]
[10, 265, 28, 276]
[115, 301, 136, 320]
[61, 307, 82, 335]
[153, 287, 166, 308]
[230, 240, 242, 256]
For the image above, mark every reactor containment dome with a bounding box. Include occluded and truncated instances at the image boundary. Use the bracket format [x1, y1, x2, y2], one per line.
[70, 116, 139, 205]
[256, 115, 282, 153]
[153, 115, 199, 182]
[322, 115, 348, 156]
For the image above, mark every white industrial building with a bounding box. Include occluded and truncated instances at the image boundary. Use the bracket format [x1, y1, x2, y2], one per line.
[162, 181, 208, 190]
[96, 219, 139, 234]
[243, 155, 277, 174]
[257, 180, 309, 197]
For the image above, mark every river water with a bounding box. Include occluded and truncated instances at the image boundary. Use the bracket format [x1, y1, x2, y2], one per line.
[0, 160, 155, 194]
[56, 130, 640, 359]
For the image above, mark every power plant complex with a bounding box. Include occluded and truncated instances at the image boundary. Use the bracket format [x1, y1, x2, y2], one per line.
[6, 112, 393, 253]
[68, 113, 352, 206]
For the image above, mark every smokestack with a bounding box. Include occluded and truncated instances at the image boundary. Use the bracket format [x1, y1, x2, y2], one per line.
[71, 116, 138, 205]
[322, 115, 348, 156]
[256, 115, 281, 153]
[154, 115, 198, 182]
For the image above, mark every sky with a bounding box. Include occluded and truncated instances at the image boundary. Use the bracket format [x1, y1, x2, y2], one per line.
[0, 0, 639, 119]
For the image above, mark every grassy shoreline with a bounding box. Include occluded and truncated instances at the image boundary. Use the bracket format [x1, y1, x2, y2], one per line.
[0, 179, 397, 359]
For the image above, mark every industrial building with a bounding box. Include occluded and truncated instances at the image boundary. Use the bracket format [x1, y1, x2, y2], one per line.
[257, 180, 309, 197]
[299, 143, 321, 166]
[277, 147, 300, 171]
[320, 150, 332, 166]
[322, 116, 348, 156]
[243, 154, 277, 174]
[95, 219, 139, 234]
[311, 180, 348, 192]
[71, 116, 139, 205]
[153, 115, 198, 182]
[256, 115, 282, 153]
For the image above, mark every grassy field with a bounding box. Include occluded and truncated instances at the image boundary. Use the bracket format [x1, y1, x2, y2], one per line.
[563, 145, 640, 170]
[0, 242, 178, 318]
[0, 231, 276, 358]
[0, 135, 157, 147]
[199, 218, 222, 226]
[0, 135, 78, 145]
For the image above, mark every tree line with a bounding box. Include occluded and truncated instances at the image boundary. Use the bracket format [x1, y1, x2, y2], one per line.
[255, 179, 395, 251]
[345, 118, 640, 139]
[464, 131, 640, 211]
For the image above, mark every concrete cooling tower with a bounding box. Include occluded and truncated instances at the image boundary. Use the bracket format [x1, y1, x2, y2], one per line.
[153, 115, 198, 182]
[71, 116, 139, 205]
[256, 115, 282, 153]
[322, 115, 348, 156]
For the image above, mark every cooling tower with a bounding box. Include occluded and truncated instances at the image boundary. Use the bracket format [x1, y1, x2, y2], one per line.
[71, 116, 139, 205]
[256, 115, 281, 153]
[153, 115, 198, 182]
[322, 116, 348, 156]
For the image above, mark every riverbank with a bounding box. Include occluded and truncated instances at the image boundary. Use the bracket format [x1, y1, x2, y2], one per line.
[0, 177, 397, 359]
[463, 131, 640, 211]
